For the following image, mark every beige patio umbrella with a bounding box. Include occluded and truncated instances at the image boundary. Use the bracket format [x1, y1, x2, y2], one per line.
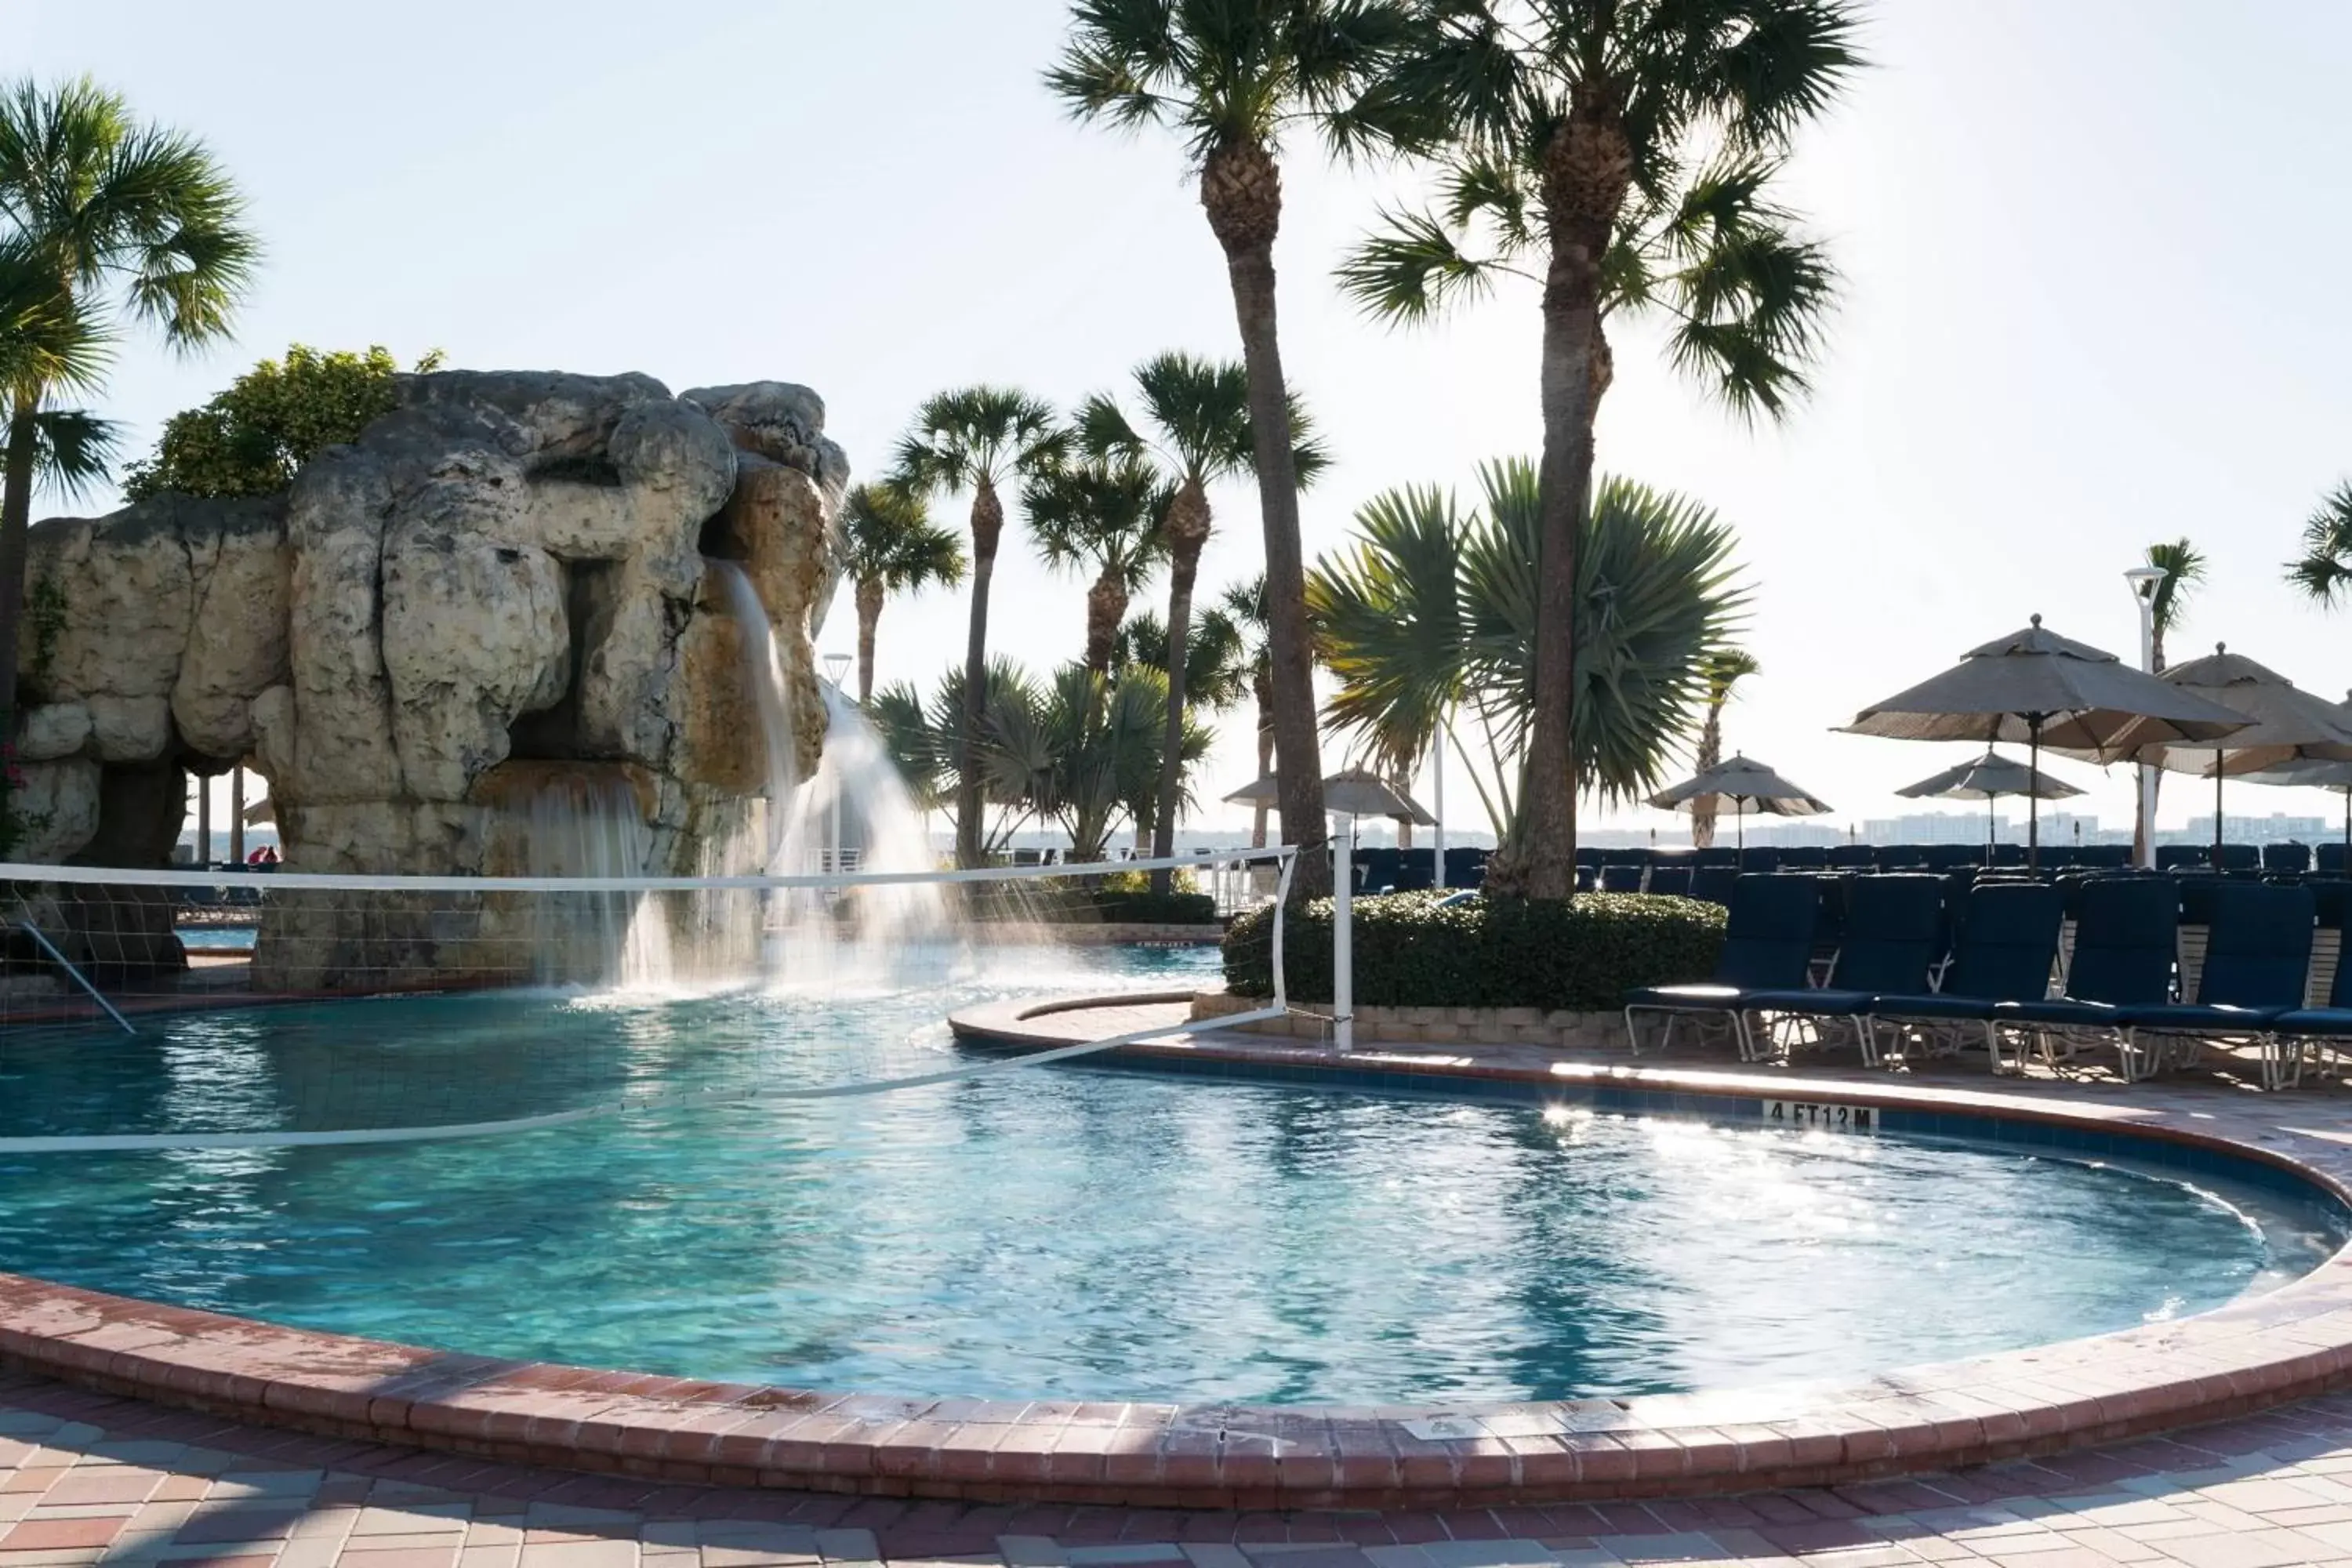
[1896, 748, 2085, 859]
[1223, 769, 1434, 826]
[2223, 689, 2352, 862]
[1649, 754, 1831, 866]
[1842, 615, 2249, 867]
[2100, 648, 2352, 862]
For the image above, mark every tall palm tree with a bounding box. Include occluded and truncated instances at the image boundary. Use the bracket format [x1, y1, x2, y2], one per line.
[839, 480, 966, 705]
[1023, 452, 1170, 674]
[1078, 352, 1327, 890]
[2132, 536, 2206, 864]
[894, 387, 1065, 866]
[0, 77, 259, 730]
[2288, 484, 2352, 611]
[1049, 0, 1412, 895]
[1687, 648, 1759, 848]
[1338, 2, 1860, 898]
[1310, 459, 1747, 845]
[1217, 574, 1277, 845]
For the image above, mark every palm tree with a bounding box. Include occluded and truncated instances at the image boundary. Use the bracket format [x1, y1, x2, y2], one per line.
[1048, 1, 1412, 895]
[894, 387, 1066, 867]
[2133, 536, 2206, 865]
[1078, 352, 1327, 891]
[0, 77, 260, 730]
[1310, 459, 1748, 848]
[2287, 484, 2352, 611]
[1687, 648, 1759, 848]
[1338, 2, 1860, 897]
[1023, 453, 1170, 674]
[839, 480, 966, 705]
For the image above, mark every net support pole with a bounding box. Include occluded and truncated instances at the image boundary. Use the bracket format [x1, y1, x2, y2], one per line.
[1333, 811, 1356, 1053]
[20, 923, 135, 1035]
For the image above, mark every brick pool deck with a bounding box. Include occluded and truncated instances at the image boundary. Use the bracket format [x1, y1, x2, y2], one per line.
[17, 999, 2352, 1561]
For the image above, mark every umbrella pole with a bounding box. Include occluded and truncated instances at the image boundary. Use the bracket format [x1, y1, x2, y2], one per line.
[1987, 794, 1996, 866]
[2027, 719, 2042, 873]
[1737, 800, 1746, 872]
[2213, 747, 2225, 869]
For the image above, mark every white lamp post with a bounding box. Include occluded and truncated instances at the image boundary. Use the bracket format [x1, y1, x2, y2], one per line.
[2123, 564, 2166, 868]
[1331, 808, 1356, 1052]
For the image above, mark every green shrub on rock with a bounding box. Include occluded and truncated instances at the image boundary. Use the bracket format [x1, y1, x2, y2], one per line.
[1222, 892, 1725, 1011]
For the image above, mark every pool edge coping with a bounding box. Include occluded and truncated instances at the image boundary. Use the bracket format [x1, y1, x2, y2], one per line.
[6, 992, 2352, 1509]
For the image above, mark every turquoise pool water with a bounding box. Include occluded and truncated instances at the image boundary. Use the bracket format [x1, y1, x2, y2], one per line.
[0, 945, 2339, 1405]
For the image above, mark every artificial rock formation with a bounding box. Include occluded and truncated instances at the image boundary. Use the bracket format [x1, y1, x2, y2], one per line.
[9, 370, 848, 983]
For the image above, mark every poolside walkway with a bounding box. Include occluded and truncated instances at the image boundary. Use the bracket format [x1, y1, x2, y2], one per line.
[16, 1367, 2352, 1567]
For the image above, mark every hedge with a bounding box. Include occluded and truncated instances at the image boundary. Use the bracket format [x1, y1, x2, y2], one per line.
[963, 884, 1219, 926]
[1221, 891, 1725, 1011]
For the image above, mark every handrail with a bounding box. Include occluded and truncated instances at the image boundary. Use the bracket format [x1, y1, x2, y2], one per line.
[16, 924, 136, 1035]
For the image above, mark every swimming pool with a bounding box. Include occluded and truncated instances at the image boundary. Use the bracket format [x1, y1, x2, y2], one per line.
[0, 944, 2339, 1406]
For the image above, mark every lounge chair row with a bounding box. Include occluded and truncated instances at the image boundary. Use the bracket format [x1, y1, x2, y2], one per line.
[1623, 873, 2352, 1089]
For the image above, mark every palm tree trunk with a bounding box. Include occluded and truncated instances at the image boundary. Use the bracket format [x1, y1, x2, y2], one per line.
[955, 477, 1004, 869]
[1151, 532, 1204, 895]
[1251, 677, 1273, 850]
[1083, 568, 1126, 676]
[0, 392, 41, 735]
[1690, 702, 1726, 849]
[854, 579, 884, 706]
[1487, 110, 1626, 902]
[1205, 140, 1327, 898]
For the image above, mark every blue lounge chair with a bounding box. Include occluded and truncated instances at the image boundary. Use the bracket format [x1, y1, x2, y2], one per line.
[1599, 864, 1645, 893]
[2122, 881, 2315, 1088]
[1689, 866, 1740, 906]
[1735, 874, 1945, 1065]
[1624, 874, 1822, 1058]
[1989, 877, 2179, 1080]
[1647, 865, 1693, 898]
[2270, 889, 2352, 1087]
[1864, 882, 2065, 1069]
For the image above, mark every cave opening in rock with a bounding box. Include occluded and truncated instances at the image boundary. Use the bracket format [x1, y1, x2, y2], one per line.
[507, 557, 624, 761]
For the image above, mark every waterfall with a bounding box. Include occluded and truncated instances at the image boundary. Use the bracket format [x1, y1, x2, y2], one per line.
[707, 559, 956, 986]
[519, 770, 676, 993]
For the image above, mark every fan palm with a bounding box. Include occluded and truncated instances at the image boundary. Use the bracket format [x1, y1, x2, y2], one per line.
[1310, 459, 1748, 852]
[1023, 452, 1171, 674]
[2128, 535, 2205, 863]
[840, 480, 966, 705]
[893, 387, 1066, 866]
[0, 77, 260, 727]
[2288, 484, 2352, 612]
[1687, 648, 1759, 848]
[1078, 352, 1327, 889]
[1337, 1, 1860, 896]
[1048, 0, 1414, 894]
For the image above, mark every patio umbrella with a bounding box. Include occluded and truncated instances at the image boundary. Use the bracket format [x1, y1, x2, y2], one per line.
[1842, 615, 2249, 868]
[2103, 647, 2352, 862]
[1895, 748, 2085, 860]
[1649, 754, 1831, 866]
[1223, 768, 1435, 826]
[2234, 691, 2352, 860]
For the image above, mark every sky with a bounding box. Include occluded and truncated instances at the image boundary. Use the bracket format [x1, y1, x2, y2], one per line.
[16, 0, 2352, 844]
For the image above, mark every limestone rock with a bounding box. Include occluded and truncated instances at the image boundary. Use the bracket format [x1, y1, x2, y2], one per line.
[16, 703, 90, 762]
[174, 499, 292, 758]
[10, 757, 100, 862]
[86, 695, 173, 763]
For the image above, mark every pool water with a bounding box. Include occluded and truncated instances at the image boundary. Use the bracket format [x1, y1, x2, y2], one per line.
[0, 945, 2339, 1405]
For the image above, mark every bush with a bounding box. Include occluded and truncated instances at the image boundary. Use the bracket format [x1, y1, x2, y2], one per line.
[1221, 891, 1724, 1011]
[960, 883, 1219, 926]
[122, 344, 444, 501]
[1093, 889, 1218, 925]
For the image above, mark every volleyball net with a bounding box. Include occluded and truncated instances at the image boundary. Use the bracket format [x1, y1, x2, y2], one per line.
[0, 847, 1294, 1151]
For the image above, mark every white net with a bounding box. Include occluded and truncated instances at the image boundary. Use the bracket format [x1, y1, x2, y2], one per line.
[0, 848, 1293, 1151]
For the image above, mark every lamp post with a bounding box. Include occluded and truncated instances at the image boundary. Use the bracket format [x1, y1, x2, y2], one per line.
[1331, 806, 1356, 1052]
[822, 652, 851, 873]
[2124, 564, 2166, 868]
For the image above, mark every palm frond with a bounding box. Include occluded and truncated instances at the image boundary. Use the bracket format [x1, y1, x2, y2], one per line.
[7, 405, 120, 501]
[2288, 484, 2352, 611]
[892, 385, 1067, 499]
[1334, 205, 1504, 323]
[841, 480, 966, 593]
[2143, 536, 2205, 636]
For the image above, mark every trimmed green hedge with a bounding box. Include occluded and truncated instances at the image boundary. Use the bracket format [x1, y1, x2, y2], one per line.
[962, 884, 1220, 926]
[1221, 891, 1725, 1011]
[1094, 889, 1218, 925]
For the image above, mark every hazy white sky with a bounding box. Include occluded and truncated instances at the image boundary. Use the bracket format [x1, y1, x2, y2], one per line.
[20, 0, 2352, 840]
